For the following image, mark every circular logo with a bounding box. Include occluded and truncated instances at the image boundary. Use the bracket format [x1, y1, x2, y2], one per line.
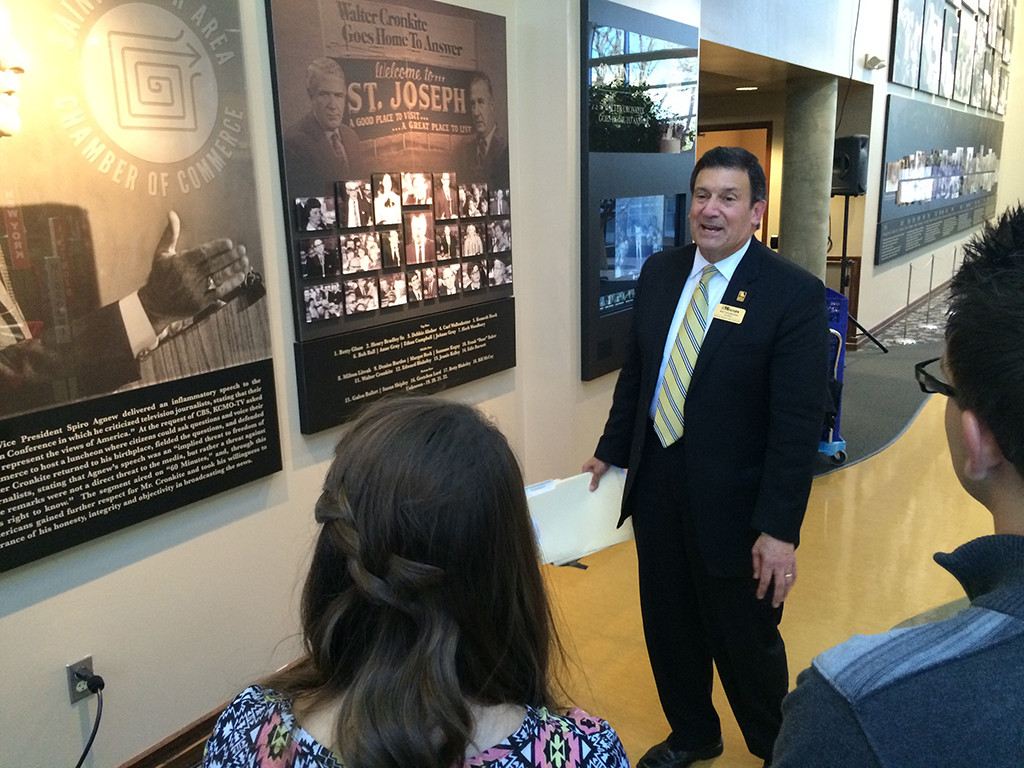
[80, 4, 218, 164]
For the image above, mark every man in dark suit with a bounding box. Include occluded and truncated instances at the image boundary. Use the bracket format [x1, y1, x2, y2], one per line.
[584, 147, 829, 768]
[434, 172, 458, 220]
[341, 180, 372, 228]
[405, 212, 435, 265]
[283, 58, 364, 198]
[454, 71, 509, 189]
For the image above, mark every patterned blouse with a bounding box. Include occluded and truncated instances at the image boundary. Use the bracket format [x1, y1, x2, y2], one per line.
[203, 685, 629, 768]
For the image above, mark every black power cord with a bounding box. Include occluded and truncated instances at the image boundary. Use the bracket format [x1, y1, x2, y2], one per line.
[73, 671, 106, 768]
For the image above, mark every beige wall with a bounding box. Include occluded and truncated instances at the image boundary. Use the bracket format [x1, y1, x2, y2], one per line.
[996, 14, 1024, 212]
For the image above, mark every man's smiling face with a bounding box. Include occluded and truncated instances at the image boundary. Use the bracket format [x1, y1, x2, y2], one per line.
[688, 167, 766, 263]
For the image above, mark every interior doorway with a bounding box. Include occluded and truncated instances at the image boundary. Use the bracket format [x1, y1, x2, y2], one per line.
[695, 124, 772, 245]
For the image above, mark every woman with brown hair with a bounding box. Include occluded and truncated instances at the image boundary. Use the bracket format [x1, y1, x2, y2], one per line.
[204, 398, 627, 768]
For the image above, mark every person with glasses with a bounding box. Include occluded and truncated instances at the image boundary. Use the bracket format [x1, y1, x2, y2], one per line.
[772, 204, 1024, 767]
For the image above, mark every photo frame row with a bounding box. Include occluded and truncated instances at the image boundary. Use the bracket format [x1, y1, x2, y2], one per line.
[294, 172, 511, 232]
[303, 257, 514, 322]
[298, 216, 511, 281]
[891, 0, 1015, 114]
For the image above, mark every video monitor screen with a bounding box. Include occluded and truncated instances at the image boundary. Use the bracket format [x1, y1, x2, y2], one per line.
[597, 194, 681, 315]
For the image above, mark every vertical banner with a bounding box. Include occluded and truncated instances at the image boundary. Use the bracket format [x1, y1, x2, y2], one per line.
[0, 2, 281, 572]
[266, 0, 515, 434]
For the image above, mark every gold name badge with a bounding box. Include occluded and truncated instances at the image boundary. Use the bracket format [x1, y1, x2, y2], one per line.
[713, 304, 746, 324]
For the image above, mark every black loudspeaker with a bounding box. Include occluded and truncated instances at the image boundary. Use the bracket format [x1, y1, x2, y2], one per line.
[832, 135, 868, 196]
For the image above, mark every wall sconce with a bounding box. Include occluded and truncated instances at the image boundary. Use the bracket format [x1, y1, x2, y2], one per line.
[863, 54, 887, 70]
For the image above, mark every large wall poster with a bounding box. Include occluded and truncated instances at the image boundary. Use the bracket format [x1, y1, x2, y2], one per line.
[877, 95, 1002, 264]
[266, 0, 515, 434]
[0, 1, 281, 573]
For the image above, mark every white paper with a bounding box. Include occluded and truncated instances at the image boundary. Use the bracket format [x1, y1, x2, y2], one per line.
[526, 468, 634, 565]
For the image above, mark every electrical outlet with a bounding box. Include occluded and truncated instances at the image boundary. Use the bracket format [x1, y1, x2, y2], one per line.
[66, 656, 94, 705]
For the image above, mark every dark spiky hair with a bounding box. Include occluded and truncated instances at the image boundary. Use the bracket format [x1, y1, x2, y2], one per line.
[947, 204, 1024, 477]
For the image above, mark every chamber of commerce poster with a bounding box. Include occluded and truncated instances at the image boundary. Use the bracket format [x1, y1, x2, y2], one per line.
[0, 1, 281, 572]
[266, 0, 516, 433]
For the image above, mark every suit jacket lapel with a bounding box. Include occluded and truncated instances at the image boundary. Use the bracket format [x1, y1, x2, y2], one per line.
[690, 239, 765, 388]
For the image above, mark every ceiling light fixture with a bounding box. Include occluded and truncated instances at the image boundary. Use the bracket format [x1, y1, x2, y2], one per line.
[735, 86, 758, 91]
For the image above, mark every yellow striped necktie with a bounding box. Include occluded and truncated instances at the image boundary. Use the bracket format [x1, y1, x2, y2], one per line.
[653, 264, 718, 447]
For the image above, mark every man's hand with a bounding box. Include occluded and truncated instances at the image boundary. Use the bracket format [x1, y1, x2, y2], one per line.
[582, 457, 610, 491]
[137, 211, 250, 336]
[752, 533, 796, 608]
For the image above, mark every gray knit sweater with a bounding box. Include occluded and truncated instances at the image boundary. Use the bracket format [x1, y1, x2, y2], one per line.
[772, 534, 1024, 767]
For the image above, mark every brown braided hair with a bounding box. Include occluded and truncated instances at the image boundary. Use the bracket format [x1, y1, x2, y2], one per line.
[266, 396, 559, 767]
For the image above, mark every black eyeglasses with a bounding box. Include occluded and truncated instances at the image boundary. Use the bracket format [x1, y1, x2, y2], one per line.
[915, 357, 956, 398]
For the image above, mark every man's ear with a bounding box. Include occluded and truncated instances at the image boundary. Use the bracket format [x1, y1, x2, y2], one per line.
[751, 199, 767, 228]
[961, 409, 1005, 480]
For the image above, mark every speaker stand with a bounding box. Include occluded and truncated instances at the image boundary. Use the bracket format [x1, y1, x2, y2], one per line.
[837, 194, 888, 353]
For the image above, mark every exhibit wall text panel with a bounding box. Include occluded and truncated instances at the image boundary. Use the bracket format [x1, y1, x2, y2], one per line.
[877, 95, 1002, 264]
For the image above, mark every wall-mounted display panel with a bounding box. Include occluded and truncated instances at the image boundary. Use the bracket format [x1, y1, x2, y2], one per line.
[900, 0, 1016, 115]
[877, 95, 1002, 264]
[581, 0, 698, 381]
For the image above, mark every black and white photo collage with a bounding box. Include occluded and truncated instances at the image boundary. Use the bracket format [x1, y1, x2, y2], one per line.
[295, 171, 512, 324]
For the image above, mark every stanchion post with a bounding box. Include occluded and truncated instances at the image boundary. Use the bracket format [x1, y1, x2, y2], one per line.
[893, 262, 917, 345]
[923, 253, 939, 330]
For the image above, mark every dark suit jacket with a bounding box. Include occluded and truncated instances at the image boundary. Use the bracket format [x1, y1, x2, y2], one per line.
[2, 302, 139, 417]
[455, 131, 510, 188]
[435, 188, 456, 219]
[283, 112, 364, 197]
[405, 236, 435, 265]
[343, 194, 372, 228]
[595, 238, 829, 576]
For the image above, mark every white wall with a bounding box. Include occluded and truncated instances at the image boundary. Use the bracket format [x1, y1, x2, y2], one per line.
[702, 0, 884, 84]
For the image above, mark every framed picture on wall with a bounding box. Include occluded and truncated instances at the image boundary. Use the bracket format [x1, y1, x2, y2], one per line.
[918, 0, 944, 93]
[939, 7, 960, 99]
[0, 0, 281, 572]
[891, 0, 926, 88]
[954, 10, 978, 103]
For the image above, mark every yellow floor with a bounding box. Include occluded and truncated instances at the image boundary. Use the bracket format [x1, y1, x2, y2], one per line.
[543, 395, 992, 766]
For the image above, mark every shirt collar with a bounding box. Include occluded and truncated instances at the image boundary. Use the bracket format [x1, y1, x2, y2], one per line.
[692, 237, 751, 283]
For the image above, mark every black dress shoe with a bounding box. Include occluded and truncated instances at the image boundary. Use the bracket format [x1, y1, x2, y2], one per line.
[636, 738, 724, 768]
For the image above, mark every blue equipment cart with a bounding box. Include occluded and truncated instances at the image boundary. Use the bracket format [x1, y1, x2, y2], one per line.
[820, 288, 848, 464]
